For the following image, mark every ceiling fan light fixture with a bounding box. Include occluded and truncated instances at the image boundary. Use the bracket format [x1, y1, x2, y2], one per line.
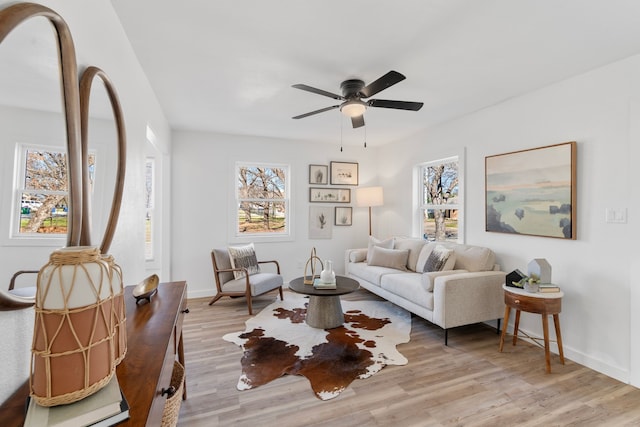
[340, 100, 366, 117]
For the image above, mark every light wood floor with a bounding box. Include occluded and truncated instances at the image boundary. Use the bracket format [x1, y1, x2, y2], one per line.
[177, 289, 640, 426]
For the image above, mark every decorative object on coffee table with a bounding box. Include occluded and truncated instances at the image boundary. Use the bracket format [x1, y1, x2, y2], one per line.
[528, 258, 552, 283]
[303, 247, 323, 285]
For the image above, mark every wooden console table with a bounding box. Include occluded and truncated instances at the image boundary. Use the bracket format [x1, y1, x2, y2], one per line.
[0, 281, 188, 426]
[499, 284, 564, 373]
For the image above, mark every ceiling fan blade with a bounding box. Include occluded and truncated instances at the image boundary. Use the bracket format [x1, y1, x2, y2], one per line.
[351, 115, 365, 128]
[359, 71, 406, 98]
[368, 99, 424, 111]
[292, 84, 344, 100]
[292, 105, 340, 119]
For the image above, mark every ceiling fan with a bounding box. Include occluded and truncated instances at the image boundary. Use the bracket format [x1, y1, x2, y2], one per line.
[292, 70, 423, 128]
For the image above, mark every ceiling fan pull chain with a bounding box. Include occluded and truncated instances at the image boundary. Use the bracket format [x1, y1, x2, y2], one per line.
[364, 124, 367, 148]
[340, 114, 344, 152]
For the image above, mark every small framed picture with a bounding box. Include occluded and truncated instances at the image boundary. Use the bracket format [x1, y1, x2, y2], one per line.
[309, 206, 332, 239]
[309, 164, 328, 185]
[330, 161, 358, 185]
[335, 207, 352, 226]
[309, 187, 351, 203]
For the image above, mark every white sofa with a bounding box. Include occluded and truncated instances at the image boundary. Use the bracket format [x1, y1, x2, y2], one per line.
[345, 237, 506, 344]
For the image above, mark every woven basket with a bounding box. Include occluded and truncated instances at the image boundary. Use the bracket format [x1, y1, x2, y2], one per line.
[161, 360, 185, 427]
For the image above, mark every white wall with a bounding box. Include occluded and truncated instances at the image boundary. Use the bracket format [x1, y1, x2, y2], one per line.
[379, 54, 640, 385]
[170, 130, 377, 298]
[0, 0, 171, 402]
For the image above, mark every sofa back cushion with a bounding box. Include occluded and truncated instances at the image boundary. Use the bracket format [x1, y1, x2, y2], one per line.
[393, 237, 426, 271]
[416, 242, 496, 272]
[367, 246, 409, 271]
[367, 236, 394, 261]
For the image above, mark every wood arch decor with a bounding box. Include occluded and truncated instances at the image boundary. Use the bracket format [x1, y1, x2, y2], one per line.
[0, 2, 84, 310]
[0, 2, 83, 248]
[79, 66, 127, 254]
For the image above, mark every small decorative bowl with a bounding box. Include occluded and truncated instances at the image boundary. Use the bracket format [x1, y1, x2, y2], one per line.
[133, 274, 159, 304]
[524, 282, 539, 293]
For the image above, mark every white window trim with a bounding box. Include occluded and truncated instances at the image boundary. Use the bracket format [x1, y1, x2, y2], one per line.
[230, 161, 294, 243]
[5, 143, 68, 246]
[413, 149, 465, 243]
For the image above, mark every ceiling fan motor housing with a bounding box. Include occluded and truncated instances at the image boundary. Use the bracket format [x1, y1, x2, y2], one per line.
[340, 79, 365, 98]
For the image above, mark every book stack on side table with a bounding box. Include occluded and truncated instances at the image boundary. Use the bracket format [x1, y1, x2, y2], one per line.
[24, 375, 129, 427]
[313, 278, 336, 289]
[538, 283, 561, 293]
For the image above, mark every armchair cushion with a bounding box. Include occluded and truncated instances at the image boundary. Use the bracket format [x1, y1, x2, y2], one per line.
[222, 272, 284, 296]
[228, 243, 261, 279]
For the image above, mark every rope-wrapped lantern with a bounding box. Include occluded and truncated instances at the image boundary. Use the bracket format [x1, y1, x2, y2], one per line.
[30, 246, 116, 406]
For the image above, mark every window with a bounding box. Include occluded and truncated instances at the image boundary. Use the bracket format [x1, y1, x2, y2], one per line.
[236, 163, 289, 237]
[417, 155, 463, 242]
[12, 144, 95, 239]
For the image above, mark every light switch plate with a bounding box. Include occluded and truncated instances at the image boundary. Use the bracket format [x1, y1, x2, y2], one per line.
[605, 208, 627, 224]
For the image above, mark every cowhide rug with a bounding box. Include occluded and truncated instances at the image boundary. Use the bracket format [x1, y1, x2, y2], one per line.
[223, 293, 411, 400]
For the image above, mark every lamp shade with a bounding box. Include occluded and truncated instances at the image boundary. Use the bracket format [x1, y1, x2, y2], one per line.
[356, 186, 384, 207]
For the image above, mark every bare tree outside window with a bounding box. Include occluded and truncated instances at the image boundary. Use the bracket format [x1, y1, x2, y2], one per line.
[17, 148, 94, 235]
[237, 165, 288, 235]
[420, 159, 460, 241]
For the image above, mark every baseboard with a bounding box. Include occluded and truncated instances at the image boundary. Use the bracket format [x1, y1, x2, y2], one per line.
[187, 283, 291, 300]
[514, 326, 631, 385]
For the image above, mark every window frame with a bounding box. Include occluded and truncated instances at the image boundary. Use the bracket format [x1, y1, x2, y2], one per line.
[8, 143, 71, 245]
[232, 161, 293, 243]
[414, 151, 465, 243]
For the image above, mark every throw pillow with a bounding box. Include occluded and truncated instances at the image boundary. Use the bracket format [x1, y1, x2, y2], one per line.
[228, 243, 261, 280]
[367, 236, 394, 261]
[393, 238, 426, 271]
[423, 245, 456, 272]
[367, 246, 409, 271]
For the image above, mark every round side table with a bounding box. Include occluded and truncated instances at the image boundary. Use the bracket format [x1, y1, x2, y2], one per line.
[499, 284, 565, 373]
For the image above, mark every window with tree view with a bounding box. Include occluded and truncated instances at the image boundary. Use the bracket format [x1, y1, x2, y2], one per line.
[15, 146, 94, 237]
[236, 164, 288, 236]
[419, 156, 462, 242]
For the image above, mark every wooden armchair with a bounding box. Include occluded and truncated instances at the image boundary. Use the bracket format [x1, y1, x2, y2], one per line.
[209, 248, 283, 314]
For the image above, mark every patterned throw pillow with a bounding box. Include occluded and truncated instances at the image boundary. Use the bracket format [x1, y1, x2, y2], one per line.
[423, 245, 455, 272]
[228, 243, 261, 280]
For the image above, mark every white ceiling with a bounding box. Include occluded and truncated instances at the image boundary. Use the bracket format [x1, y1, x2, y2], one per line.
[110, 0, 640, 147]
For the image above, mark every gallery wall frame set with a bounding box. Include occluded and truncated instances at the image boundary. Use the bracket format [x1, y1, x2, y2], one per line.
[485, 141, 577, 240]
[309, 164, 328, 185]
[309, 187, 351, 203]
[335, 207, 352, 226]
[330, 161, 358, 185]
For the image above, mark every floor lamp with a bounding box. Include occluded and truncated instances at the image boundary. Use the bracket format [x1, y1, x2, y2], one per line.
[356, 187, 384, 236]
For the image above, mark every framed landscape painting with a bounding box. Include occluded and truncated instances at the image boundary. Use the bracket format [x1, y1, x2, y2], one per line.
[330, 161, 358, 185]
[485, 141, 577, 239]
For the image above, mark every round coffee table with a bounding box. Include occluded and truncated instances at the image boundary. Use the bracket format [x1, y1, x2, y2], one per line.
[288, 275, 359, 329]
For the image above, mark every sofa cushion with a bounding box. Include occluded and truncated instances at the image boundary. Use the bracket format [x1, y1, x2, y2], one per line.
[367, 246, 409, 271]
[380, 273, 434, 310]
[228, 243, 261, 279]
[348, 262, 402, 286]
[423, 245, 456, 272]
[367, 236, 394, 261]
[393, 237, 426, 271]
[450, 244, 496, 272]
